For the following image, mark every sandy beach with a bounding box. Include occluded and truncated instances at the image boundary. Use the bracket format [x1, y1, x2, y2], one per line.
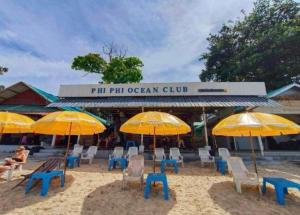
[0, 159, 300, 215]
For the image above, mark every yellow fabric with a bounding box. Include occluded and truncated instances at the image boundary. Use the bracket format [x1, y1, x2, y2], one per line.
[212, 112, 300, 136]
[0, 112, 34, 133]
[120, 111, 191, 135]
[32, 111, 106, 135]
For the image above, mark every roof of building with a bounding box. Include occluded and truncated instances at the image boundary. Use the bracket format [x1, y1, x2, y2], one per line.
[48, 95, 277, 108]
[267, 83, 300, 98]
[0, 82, 109, 125]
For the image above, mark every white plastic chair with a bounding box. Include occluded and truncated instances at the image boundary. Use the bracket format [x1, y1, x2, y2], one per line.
[72, 144, 83, 156]
[204, 145, 211, 151]
[227, 157, 259, 193]
[126, 147, 138, 160]
[139, 145, 144, 154]
[169, 147, 184, 167]
[81, 146, 98, 164]
[122, 155, 144, 189]
[109, 147, 124, 160]
[153, 148, 166, 162]
[198, 148, 214, 167]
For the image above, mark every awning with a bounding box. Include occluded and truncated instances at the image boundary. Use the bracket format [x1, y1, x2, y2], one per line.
[48, 96, 278, 108]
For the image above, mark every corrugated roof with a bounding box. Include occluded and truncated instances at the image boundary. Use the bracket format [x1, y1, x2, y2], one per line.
[48, 96, 278, 108]
[267, 83, 300, 98]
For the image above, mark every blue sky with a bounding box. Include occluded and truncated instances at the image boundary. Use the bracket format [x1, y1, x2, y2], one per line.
[0, 0, 254, 94]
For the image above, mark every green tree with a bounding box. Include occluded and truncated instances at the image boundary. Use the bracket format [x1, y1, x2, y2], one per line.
[0, 66, 8, 75]
[71, 44, 143, 84]
[200, 0, 300, 91]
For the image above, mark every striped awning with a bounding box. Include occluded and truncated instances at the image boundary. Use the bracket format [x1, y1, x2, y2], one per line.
[48, 96, 278, 108]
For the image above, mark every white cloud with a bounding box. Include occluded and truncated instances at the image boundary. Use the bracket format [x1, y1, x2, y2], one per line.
[0, 0, 255, 93]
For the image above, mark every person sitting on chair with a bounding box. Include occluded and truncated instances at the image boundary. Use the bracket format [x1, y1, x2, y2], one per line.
[0, 146, 26, 174]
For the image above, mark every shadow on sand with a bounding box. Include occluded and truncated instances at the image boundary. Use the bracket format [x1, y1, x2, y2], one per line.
[0, 174, 75, 214]
[81, 180, 176, 215]
[208, 181, 300, 214]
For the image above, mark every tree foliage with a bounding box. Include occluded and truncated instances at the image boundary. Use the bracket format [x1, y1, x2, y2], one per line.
[71, 43, 143, 84]
[199, 0, 300, 91]
[0, 66, 8, 75]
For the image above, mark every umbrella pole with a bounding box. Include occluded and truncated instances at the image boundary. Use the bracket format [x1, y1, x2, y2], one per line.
[249, 134, 262, 195]
[64, 122, 73, 177]
[153, 127, 156, 173]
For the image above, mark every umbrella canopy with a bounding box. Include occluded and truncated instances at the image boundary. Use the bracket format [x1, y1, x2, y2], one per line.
[121, 111, 191, 173]
[212, 112, 300, 179]
[212, 112, 300, 136]
[32, 111, 106, 135]
[120, 111, 191, 135]
[0, 112, 34, 133]
[33, 111, 106, 175]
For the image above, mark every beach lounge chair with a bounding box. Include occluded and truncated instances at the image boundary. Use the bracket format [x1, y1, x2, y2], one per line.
[169, 147, 184, 167]
[81, 146, 98, 164]
[153, 148, 166, 163]
[139, 145, 144, 154]
[109, 147, 124, 160]
[198, 148, 214, 167]
[204, 145, 211, 151]
[126, 147, 138, 160]
[227, 157, 259, 193]
[218, 148, 232, 173]
[122, 155, 144, 189]
[0, 150, 30, 181]
[72, 144, 83, 156]
[12, 157, 62, 190]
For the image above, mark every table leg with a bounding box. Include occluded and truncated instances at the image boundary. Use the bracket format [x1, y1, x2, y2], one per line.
[261, 178, 267, 194]
[41, 177, 51, 196]
[275, 186, 285, 205]
[144, 180, 151, 199]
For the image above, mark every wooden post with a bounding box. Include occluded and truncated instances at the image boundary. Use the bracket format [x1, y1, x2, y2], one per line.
[202, 107, 209, 146]
[249, 134, 258, 175]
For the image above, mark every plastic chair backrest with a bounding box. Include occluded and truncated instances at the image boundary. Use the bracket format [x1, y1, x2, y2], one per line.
[218, 148, 231, 160]
[73, 144, 83, 156]
[127, 147, 138, 158]
[198, 148, 210, 158]
[139, 145, 144, 153]
[113, 147, 124, 158]
[127, 155, 144, 177]
[155, 148, 165, 158]
[170, 147, 180, 159]
[227, 157, 248, 178]
[87, 146, 98, 156]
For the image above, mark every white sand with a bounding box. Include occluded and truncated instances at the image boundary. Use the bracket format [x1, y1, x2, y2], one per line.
[0, 159, 300, 215]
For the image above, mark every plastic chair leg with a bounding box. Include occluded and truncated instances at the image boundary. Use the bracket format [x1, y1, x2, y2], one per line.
[275, 186, 285, 205]
[60, 174, 65, 187]
[25, 177, 34, 193]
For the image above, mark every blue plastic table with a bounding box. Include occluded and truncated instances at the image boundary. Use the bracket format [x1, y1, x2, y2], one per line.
[160, 159, 178, 174]
[66, 155, 80, 168]
[144, 173, 169, 200]
[108, 157, 127, 171]
[215, 159, 227, 175]
[262, 177, 300, 205]
[125, 141, 136, 150]
[25, 170, 64, 196]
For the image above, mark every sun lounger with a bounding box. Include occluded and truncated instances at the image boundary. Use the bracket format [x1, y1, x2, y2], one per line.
[227, 157, 259, 193]
[198, 148, 214, 167]
[153, 148, 166, 163]
[122, 155, 144, 189]
[169, 147, 184, 167]
[81, 146, 98, 164]
[12, 158, 62, 190]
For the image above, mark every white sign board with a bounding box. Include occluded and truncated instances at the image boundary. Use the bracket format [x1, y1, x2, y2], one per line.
[58, 82, 267, 97]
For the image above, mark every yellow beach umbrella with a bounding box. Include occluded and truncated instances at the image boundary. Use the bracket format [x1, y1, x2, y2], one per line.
[213, 112, 300, 174]
[0, 112, 34, 134]
[120, 111, 191, 172]
[33, 111, 106, 174]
